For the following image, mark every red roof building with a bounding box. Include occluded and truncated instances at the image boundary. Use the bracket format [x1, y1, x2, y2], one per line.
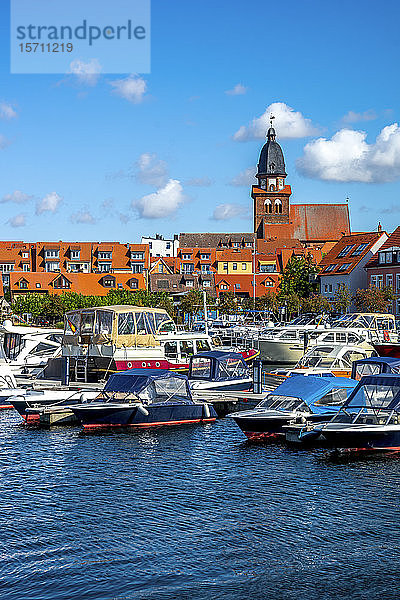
[365, 226, 400, 315]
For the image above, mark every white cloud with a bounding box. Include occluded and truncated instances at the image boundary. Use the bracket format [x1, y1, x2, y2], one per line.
[36, 192, 62, 215]
[0, 135, 11, 149]
[211, 203, 248, 221]
[234, 102, 319, 142]
[69, 59, 102, 86]
[7, 213, 26, 228]
[185, 177, 213, 187]
[109, 75, 147, 103]
[70, 210, 96, 224]
[0, 103, 17, 119]
[229, 167, 255, 186]
[225, 83, 248, 96]
[136, 153, 168, 187]
[133, 179, 185, 219]
[1, 190, 32, 204]
[342, 109, 377, 124]
[297, 123, 400, 183]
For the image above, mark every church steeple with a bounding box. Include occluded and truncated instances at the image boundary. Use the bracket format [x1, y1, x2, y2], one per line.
[251, 118, 291, 239]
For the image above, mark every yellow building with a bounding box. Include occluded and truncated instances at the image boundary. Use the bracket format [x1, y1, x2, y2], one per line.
[216, 249, 253, 275]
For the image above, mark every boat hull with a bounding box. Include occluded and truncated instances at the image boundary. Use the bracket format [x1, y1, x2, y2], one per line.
[71, 402, 217, 429]
[372, 343, 400, 358]
[232, 414, 292, 440]
[321, 424, 400, 452]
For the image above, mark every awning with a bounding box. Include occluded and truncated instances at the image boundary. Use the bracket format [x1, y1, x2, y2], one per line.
[259, 260, 276, 265]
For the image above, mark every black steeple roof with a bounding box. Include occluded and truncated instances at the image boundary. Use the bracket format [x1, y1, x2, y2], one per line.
[257, 126, 287, 178]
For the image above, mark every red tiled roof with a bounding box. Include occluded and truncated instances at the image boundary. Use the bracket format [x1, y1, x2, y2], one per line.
[365, 226, 400, 268]
[320, 231, 386, 275]
[265, 203, 350, 242]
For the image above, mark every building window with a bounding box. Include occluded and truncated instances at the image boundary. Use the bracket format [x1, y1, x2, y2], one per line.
[337, 245, 355, 258]
[265, 199, 272, 214]
[203, 281, 211, 287]
[45, 262, 60, 272]
[22, 252, 29, 259]
[274, 199, 282, 214]
[220, 284, 228, 290]
[182, 253, 192, 260]
[265, 280, 274, 287]
[352, 243, 369, 256]
[371, 274, 383, 289]
[329, 284, 333, 292]
[385, 252, 393, 263]
[201, 265, 211, 274]
[379, 253, 386, 264]
[232, 263, 237, 270]
[181, 263, 194, 274]
[235, 283, 241, 289]
[157, 280, 169, 289]
[131, 252, 144, 260]
[260, 264, 275, 273]
[200, 254, 211, 260]
[19, 280, 28, 289]
[396, 274, 400, 292]
[98, 263, 111, 273]
[36, 283, 41, 288]
[0, 263, 14, 273]
[103, 278, 115, 288]
[242, 263, 247, 270]
[337, 263, 351, 271]
[386, 274, 393, 288]
[396, 298, 400, 315]
[131, 263, 144, 274]
[53, 277, 71, 289]
[129, 278, 139, 289]
[70, 250, 80, 260]
[223, 262, 228, 270]
[278, 178, 284, 190]
[166, 242, 171, 249]
[22, 264, 30, 272]
[186, 280, 194, 287]
[98, 251, 112, 260]
[45, 250, 59, 259]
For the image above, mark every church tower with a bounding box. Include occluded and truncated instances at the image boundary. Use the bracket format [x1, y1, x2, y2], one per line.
[252, 117, 292, 239]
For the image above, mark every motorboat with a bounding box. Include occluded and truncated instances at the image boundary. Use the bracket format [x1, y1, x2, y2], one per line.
[229, 375, 357, 441]
[70, 369, 217, 430]
[188, 351, 252, 392]
[351, 357, 400, 380]
[62, 306, 258, 382]
[309, 374, 400, 453]
[295, 343, 376, 377]
[0, 320, 62, 375]
[10, 388, 100, 421]
[0, 341, 18, 408]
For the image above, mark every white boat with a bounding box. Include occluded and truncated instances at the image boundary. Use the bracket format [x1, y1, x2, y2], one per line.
[0, 320, 62, 374]
[62, 306, 259, 382]
[295, 343, 376, 377]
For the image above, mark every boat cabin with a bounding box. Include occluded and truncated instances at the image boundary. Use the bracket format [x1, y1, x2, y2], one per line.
[297, 344, 376, 375]
[97, 369, 194, 404]
[351, 357, 400, 380]
[188, 351, 248, 381]
[63, 305, 176, 349]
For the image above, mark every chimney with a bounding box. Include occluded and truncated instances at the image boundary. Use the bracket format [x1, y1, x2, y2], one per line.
[378, 221, 382, 233]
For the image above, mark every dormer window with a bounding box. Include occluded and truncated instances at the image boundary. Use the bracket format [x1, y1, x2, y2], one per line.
[98, 251, 112, 260]
[53, 276, 71, 289]
[70, 250, 80, 260]
[45, 249, 59, 259]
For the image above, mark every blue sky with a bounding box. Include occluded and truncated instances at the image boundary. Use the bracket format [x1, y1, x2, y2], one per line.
[1, 0, 400, 242]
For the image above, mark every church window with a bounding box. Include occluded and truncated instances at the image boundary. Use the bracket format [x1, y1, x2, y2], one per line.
[265, 199, 272, 214]
[274, 199, 282, 214]
[278, 179, 284, 190]
[270, 185, 275, 191]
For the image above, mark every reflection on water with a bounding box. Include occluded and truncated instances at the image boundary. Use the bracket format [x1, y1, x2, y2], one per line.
[1, 410, 400, 600]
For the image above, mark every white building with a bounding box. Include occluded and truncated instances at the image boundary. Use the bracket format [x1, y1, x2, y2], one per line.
[141, 234, 179, 257]
[319, 230, 388, 311]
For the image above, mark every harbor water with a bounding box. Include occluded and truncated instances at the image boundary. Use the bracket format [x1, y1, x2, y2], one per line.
[1, 409, 400, 600]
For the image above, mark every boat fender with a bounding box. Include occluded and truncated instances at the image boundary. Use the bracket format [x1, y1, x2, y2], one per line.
[203, 403, 211, 419]
[137, 403, 149, 417]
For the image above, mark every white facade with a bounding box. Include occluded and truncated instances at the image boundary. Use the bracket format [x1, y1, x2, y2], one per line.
[320, 234, 388, 311]
[141, 235, 179, 257]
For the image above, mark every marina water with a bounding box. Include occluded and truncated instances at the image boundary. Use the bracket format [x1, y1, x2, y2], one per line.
[1, 409, 399, 600]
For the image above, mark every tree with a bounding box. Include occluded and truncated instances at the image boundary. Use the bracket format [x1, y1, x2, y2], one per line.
[178, 290, 203, 321]
[301, 294, 331, 315]
[353, 286, 395, 313]
[41, 294, 65, 324]
[279, 254, 319, 298]
[332, 283, 352, 314]
[218, 292, 239, 315]
[276, 293, 302, 320]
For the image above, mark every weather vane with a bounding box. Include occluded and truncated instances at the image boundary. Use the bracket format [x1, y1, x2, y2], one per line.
[270, 114, 275, 127]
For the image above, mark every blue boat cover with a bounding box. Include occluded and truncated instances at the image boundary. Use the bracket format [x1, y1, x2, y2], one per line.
[343, 373, 400, 410]
[188, 351, 247, 381]
[353, 357, 400, 369]
[104, 369, 188, 394]
[270, 375, 357, 407]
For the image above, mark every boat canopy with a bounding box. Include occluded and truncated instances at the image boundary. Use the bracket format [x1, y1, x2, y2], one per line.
[351, 357, 400, 380]
[331, 313, 396, 330]
[188, 351, 248, 381]
[63, 305, 175, 348]
[101, 368, 193, 404]
[343, 374, 400, 411]
[257, 375, 357, 411]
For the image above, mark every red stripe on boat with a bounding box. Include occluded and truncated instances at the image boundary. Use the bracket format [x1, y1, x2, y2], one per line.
[244, 431, 283, 441]
[82, 417, 216, 430]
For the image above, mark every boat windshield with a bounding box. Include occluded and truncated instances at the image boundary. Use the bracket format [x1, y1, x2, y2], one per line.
[331, 314, 375, 329]
[354, 362, 381, 381]
[102, 374, 192, 404]
[345, 383, 400, 410]
[190, 357, 212, 379]
[218, 357, 247, 379]
[314, 388, 350, 406]
[257, 394, 308, 412]
[300, 347, 336, 369]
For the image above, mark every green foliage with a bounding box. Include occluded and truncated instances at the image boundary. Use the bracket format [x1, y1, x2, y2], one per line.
[277, 293, 302, 319]
[11, 289, 174, 322]
[353, 286, 395, 313]
[279, 254, 319, 298]
[218, 292, 239, 315]
[178, 290, 203, 317]
[301, 294, 331, 314]
[333, 283, 352, 314]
